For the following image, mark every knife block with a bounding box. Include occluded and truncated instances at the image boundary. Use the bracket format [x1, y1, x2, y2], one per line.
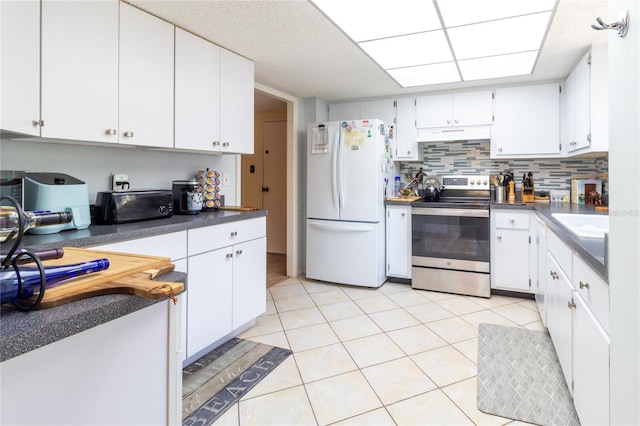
[521, 182, 535, 203]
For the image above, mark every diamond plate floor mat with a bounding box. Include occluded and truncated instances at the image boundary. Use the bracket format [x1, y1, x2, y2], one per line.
[477, 323, 580, 425]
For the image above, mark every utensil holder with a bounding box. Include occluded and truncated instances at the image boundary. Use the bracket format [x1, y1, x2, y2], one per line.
[496, 186, 505, 203]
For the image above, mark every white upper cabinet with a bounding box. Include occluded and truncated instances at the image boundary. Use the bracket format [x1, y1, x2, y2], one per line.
[329, 102, 361, 121]
[416, 90, 493, 128]
[219, 49, 255, 154]
[1, 1, 40, 136]
[394, 97, 418, 161]
[564, 43, 608, 156]
[41, 0, 119, 143]
[119, 3, 174, 148]
[360, 99, 396, 126]
[174, 28, 221, 152]
[329, 99, 395, 126]
[491, 83, 561, 158]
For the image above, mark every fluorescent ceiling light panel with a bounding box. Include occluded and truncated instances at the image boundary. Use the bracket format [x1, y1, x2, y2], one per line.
[437, 0, 556, 28]
[447, 12, 552, 60]
[312, 0, 555, 87]
[359, 31, 452, 69]
[387, 62, 461, 87]
[458, 51, 538, 81]
[311, 0, 441, 42]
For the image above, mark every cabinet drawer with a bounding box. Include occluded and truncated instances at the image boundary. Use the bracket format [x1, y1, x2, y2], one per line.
[573, 253, 609, 333]
[188, 217, 266, 255]
[547, 230, 572, 280]
[91, 231, 187, 261]
[494, 212, 530, 230]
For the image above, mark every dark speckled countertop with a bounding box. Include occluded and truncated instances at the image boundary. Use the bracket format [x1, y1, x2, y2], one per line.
[492, 202, 608, 280]
[1, 210, 266, 362]
[13, 208, 267, 251]
[385, 199, 608, 281]
[1, 271, 187, 362]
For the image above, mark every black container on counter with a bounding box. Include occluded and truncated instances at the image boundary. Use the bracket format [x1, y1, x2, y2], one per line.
[172, 180, 202, 215]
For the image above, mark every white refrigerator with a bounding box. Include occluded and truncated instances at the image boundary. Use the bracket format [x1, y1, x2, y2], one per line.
[306, 119, 393, 287]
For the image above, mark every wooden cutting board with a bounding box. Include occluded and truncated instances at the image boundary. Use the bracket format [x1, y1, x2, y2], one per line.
[386, 196, 422, 202]
[217, 206, 260, 211]
[28, 247, 183, 309]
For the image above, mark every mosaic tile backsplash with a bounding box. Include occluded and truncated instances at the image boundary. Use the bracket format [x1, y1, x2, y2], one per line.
[397, 140, 608, 191]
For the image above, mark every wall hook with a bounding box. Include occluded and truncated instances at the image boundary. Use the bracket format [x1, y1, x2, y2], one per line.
[591, 10, 629, 38]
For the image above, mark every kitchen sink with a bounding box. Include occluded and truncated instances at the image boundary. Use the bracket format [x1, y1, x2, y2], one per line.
[551, 213, 609, 238]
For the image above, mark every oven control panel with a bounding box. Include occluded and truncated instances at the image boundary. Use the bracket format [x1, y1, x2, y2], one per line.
[441, 175, 490, 190]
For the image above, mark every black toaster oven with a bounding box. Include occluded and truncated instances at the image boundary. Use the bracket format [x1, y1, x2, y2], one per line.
[95, 189, 173, 224]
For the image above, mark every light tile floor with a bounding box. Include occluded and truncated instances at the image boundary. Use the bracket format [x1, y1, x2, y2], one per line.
[216, 276, 544, 426]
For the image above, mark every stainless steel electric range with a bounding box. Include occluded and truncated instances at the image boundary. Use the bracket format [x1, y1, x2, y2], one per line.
[411, 175, 491, 298]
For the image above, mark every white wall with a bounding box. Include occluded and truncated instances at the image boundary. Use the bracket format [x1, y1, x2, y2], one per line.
[608, 1, 640, 424]
[0, 139, 238, 205]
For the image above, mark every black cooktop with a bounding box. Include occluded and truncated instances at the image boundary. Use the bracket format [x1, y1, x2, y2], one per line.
[412, 188, 490, 209]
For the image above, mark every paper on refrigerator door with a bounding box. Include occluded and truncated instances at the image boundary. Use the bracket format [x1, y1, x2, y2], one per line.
[311, 127, 330, 153]
[345, 130, 366, 148]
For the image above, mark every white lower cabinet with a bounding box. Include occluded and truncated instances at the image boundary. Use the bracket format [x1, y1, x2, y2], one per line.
[1, 298, 180, 426]
[545, 227, 609, 425]
[573, 293, 610, 426]
[186, 217, 267, 360]
[187, 248, 233, 356]
[546, 252, 574, 388]
[490, 210, 534, 293]
[385, 205, 411, 279]
[232, 237, 267, 328]
[92, 216, 267, 364]
[535, 215, 548, 324]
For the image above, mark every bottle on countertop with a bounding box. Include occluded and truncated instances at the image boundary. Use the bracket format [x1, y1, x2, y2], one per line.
[0, 206, 73, 242]
[0, 258, 110, 304]
[393, 176, 402, 197]
[0, 248, 65, 266]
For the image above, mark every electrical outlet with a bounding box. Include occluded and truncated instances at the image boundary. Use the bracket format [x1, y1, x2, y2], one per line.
[222, 173, 230, 186]
[112, 173, 130, 191]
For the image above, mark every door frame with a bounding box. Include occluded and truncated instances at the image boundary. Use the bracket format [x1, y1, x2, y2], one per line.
[236, 82, 299, 278]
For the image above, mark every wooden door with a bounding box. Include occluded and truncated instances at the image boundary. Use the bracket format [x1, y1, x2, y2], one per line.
[263, 120, 287, 254]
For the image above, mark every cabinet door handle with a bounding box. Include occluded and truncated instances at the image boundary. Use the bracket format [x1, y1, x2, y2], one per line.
[123, 131, 134, 138]
[222, 142, 230, 147]
[498, 147, 503, 152]
[510, 219, 515, 224]
[454, 119, 458, 124]
[32, 119, 44, 127]
[226, 253, 233, 258]
[105, 129, 117, 135]
[401, 212, 406, 217]
[230, 231, 238, 237]
[568, 300, 576, 309]
[550, 270, 559, 280]
[213, 141, 220, 146]
[496, 235, 502, 241]
[579, 281, 590, 289]
[236, 249, 243, 255]
[446, 119, 451, 125]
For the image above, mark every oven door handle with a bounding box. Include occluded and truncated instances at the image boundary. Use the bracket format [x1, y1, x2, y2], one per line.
[411, 207, 489, 218]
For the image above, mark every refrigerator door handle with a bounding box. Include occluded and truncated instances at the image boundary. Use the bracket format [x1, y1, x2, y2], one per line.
[332, 127, 340, 210]
[308, 221, 375, 232]
[338, 127, 345, 210]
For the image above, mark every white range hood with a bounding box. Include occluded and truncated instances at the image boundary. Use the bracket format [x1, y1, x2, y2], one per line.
[416, 125, 491, 142]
